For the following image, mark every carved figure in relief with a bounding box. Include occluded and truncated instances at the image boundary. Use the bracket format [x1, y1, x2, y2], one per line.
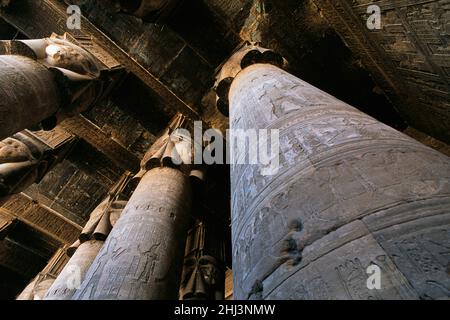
[0, 132, 74, 199]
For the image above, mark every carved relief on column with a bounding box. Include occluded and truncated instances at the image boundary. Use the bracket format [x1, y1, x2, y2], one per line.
[0, 33, 117, 139]
[44, 173, 131, 300]
[214, 43, 287, 117]
[0, 131, 76, 200]
[217, 45, 450, 299]
[16, 246, 70, 300]
[73, 114, 196, 300]
[180, 222, 226, 300]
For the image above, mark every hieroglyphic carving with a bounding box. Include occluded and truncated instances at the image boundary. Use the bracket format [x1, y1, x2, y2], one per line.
[59, 116, 141, 173]
[73, 167, 192, 300]
[226, 62, 450, 299]
[45, 173, 130, 300]
[312, 0, 450, 143]
[263, 221, 418, 300]
[368, 212, 450, 300]
[1, 193, 81, 244]
[1, 0, 199, 119]
[73, 123, 195, 299]
[0, 209, 15, 239]
[25, 127, 74, 150]
[214, 43, 286, 116]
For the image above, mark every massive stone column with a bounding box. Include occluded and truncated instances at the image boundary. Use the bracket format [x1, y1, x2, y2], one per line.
[16, 246, 70, 300]
[73, 114, 194, 300]
[44, 171, 130, 300]
[0, 34, 112, 140]
[180, 221, 226, 300]
[43, 241, 103, 300]
[216, 45, 450, 300]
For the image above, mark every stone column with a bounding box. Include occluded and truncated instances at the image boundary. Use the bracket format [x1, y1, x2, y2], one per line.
[0, 55, 60, 138]
[73, 114, 194, 300]
[43, 241, 103, 300]
[16, 246, 70, 300]
[180, 221, 226, 300]
[216, 45, 450, 300]
[44, 174, 131, 300]
[44, 200, 127, 300]
[0, 35, 109, 140]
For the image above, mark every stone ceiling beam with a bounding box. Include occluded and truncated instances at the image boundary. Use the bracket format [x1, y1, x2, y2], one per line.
[0, 7, 143, 172]
[59, 116, 140, 173]
[0, 193, 82, 246]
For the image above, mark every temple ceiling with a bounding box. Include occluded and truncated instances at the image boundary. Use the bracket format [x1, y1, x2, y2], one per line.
[0, 0, 449, 296]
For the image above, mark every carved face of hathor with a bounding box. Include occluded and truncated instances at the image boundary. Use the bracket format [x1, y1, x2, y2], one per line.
[44, 39, 100, 78]
[180, 255, 223, 300]
[20, 37, 101, 79]
[0, 135, 46, 197]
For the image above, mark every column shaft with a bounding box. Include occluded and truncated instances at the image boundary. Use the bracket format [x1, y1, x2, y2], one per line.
[229, 64, 450, 300]
[44, 241, 103, 300]
[16, 246, 70, 300]
[0, 55, 60, 140]
[73, 167, 192, 300]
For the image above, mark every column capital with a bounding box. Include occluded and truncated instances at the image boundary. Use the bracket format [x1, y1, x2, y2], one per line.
[68, 172, 131, 256]
[0, 131, 76, 199]
[214, 43, 287, 117]
[133, 113, 203, 184]
[0, 34, 119, 133]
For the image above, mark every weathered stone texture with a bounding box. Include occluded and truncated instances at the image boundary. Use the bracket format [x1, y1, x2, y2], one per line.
[1, 194, 80, 245]
[180, 222, 226, 300]
[0, 55, 60, 140]
[312, 0, 450, 143]
[229, 64, 450, 300]
[73, 167, 192, 300]
[71, 0, 212, 111]
[44, 240, 103, 300]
